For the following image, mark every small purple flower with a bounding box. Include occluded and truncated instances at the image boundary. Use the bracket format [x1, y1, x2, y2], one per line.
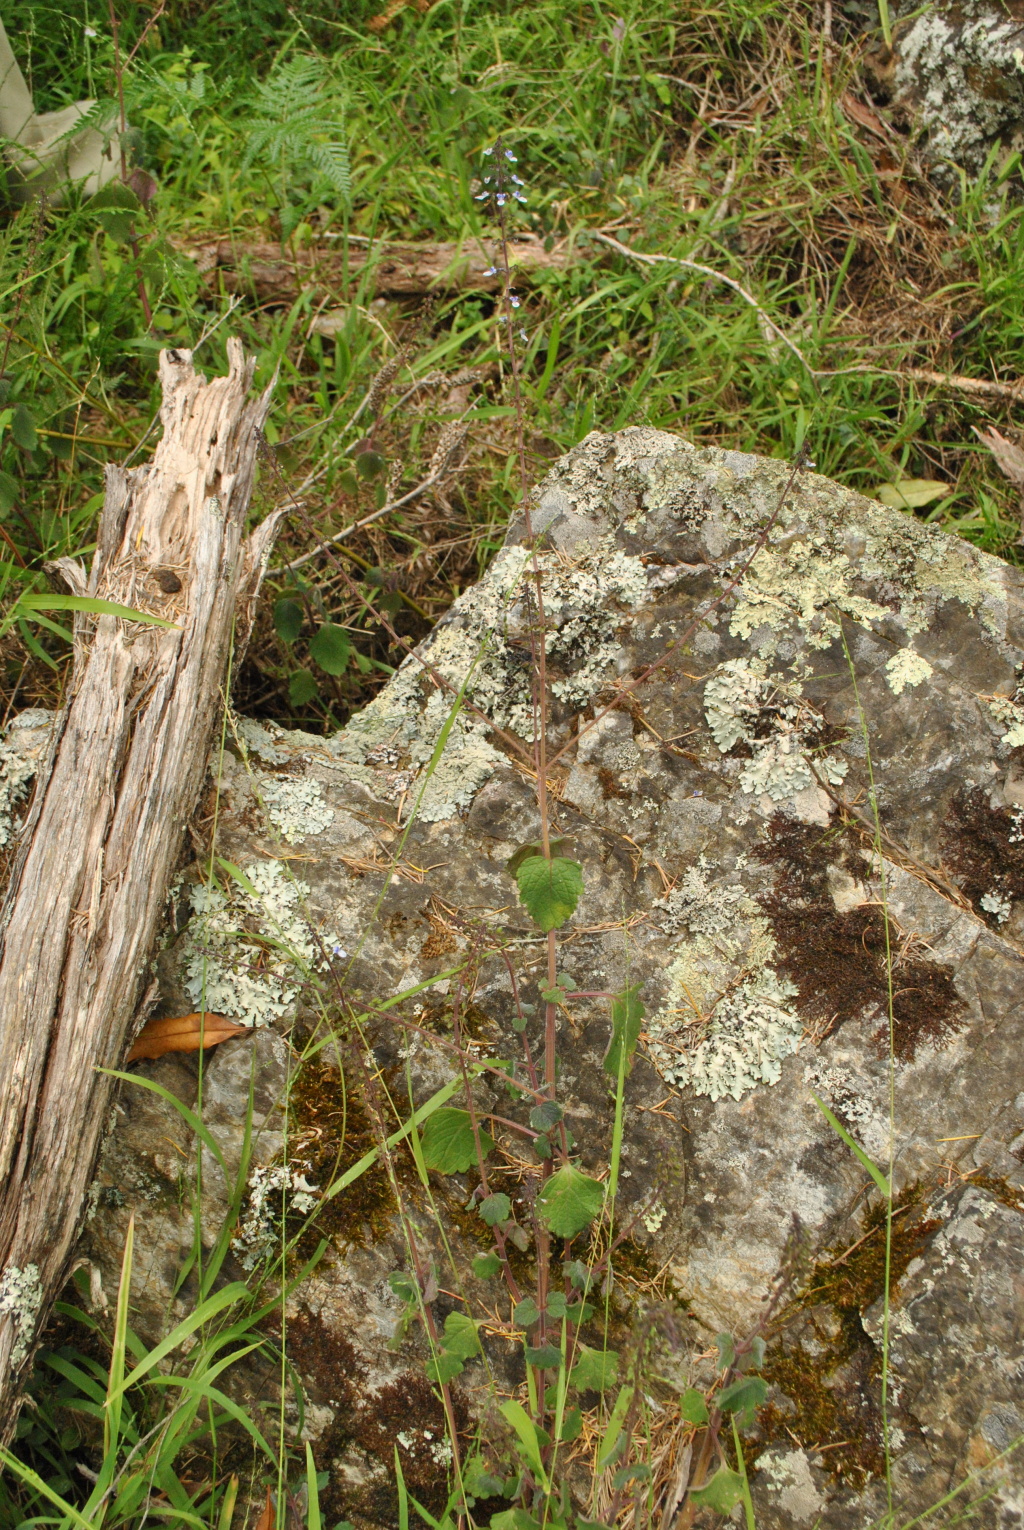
[509, 293, 520, 308]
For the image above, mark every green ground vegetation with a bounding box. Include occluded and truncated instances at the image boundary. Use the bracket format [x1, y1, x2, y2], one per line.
[3, 2, 1024, 1526]
[3, 0, 1024, 728]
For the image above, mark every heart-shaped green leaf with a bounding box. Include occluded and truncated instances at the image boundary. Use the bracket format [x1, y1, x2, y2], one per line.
[515, 855, 584, 933]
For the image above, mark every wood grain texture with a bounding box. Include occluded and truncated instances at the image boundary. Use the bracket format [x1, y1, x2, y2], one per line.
[0, 340, 280, 1437]
[181, 233, 577, 302]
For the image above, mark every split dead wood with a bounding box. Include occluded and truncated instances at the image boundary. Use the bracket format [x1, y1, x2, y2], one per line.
[180, 233, 576, 302]
[0, 340, 279, 1440]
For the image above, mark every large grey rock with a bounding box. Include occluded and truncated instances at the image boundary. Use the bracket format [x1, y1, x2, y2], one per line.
[84, 429, 1024, 1525]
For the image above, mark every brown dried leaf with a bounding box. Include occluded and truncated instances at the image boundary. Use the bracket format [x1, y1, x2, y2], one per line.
[253, 1487, 274, 1530]
[841, 92, 889, 141]
[126, 1012, 248, 1063]
[974, 425, 1024, 488]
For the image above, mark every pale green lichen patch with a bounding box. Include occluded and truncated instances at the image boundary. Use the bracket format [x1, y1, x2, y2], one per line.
[642, 448, 1006, 653]
[650, 966, 803, 1101]
[0, 1262, 42, 1368]
[258, 774, 334, 842]
[894, 0, 1024, 177]
[885, 650, 934, 695]
[0, 709, 52, 849]
[704, 658, 848, 802]
[183, 861, 315, 1025]
[647, 854, 802, 1100]
[326, 533, 649, 820]
[988, 689, 1024, 747]
[231, 1163, 320, 1270]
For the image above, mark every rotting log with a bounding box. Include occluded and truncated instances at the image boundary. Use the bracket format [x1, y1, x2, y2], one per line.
[181, 232, 578, 304]
[0, 340, 280, 1441]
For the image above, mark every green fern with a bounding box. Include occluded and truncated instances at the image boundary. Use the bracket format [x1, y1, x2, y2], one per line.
[242, 56, 351, 203]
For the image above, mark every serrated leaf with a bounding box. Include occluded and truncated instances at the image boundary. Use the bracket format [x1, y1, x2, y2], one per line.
[425, 1351, 464, 1384]
[689, 1466, 745, 1512]
[472, 1251, 501, 1279]
[11, 405, 36, 453]
[569, 1346, 618, 1392]
[505, 835, 574, 877]
[679, 1386, 708, 1425]
[530, 1100, 563, 1132]
[288, 669, 318, 707]
[603, 984, 644, 1078]
[490, 1512, 541, 1530]
[273, 597, 303, 644]
[567, 1259, 594, 1292]
[309, 621, 351, 675]
[715, 1332, 736, 1372]
[479, 1192, 510, 1226]
[514, 855, 584, 933]
[464, 1457, 504, 1498]
[525, 1343, 562, 1368]
[717, 1374, 767, 1426]
[388, 1270, 417, 1303]
[442, 1310, 481, 1361]
[513, 1297, 540, 1327]
[874, 478, 949, 509]
[536, 1164, 604, 1239]
[420, 1107, 494, 1174]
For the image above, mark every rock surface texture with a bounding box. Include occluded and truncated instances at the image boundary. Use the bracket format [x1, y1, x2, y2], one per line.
[888, 0, 1024, 179]
[84, 429, 1024, 1526]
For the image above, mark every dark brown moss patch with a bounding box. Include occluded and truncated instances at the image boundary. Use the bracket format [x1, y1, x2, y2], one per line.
[754, 1344, 885, 1489]
[757, 817, 966, 1061]
[942, 784, 1024, 928]
[598, 765, 631, 799]
[754, 1187, 939, 1487]
[288, 1056, 412, 1257]
[284, 1308, 467, 1525]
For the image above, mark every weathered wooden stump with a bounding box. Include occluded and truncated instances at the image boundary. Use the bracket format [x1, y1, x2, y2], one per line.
[0, 340, 279, 1438]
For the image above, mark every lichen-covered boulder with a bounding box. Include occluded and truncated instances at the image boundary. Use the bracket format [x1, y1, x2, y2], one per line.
[886, 0, 1024, 179]
[84, 428, 1024, 1526]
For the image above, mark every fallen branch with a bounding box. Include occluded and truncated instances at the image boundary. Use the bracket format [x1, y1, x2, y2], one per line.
[182, 233, 576, 302]
[0, 340, 279, 1440]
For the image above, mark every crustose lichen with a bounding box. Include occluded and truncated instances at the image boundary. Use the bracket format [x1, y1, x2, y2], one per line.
[0, 1262, 42, 1369]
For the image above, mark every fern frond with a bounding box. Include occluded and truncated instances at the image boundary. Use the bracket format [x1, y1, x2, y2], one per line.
[307, 138, 351, 200]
